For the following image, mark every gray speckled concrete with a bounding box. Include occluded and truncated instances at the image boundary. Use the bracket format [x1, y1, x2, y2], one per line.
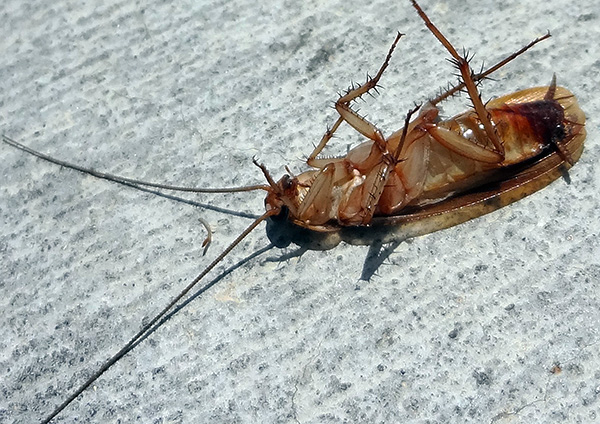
[1, 0, 599, 423]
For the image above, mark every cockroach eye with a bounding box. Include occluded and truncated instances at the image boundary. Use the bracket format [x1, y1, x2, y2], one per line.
[281, 174, 294, 190]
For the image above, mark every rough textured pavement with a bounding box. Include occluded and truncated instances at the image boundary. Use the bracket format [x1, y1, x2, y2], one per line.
[1, 0, 599, 423]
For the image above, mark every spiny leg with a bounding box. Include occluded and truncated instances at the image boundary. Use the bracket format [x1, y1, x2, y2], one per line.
[359, 105, 422, 224]
[337, 32, 403, 104]
[411, 0, 504, 160]
[298, 106, 420, 226]
[392, 103, 422, 160]
[307, 32, 403, 167]
[429, 32, 551, 106]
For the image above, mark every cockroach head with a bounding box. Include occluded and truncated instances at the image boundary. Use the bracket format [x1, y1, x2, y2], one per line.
[264, 173, 299, 216]
[252, 158, 302, 218]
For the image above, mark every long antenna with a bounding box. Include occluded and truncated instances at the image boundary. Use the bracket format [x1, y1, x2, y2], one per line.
[40, 209, 278, 424]
[2, 134, 272, 253]
[1, 135, 270, 193]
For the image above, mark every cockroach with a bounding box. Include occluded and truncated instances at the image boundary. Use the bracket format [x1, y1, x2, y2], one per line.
[2, 0, 586, 422]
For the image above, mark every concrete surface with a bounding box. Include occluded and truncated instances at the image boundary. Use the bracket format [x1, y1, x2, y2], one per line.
[1, 0, 599, 423]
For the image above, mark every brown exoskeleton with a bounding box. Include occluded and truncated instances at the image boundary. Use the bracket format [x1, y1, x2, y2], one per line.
[263, 1, 585, 234]
[1, 0, 586, 422]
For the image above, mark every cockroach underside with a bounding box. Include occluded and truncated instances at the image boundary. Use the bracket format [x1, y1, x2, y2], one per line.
[1, 0, 586, 422]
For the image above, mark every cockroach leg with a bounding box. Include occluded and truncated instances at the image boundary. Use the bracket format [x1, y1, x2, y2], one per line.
[337, 32, 403, 103]
[392, 103, 422, 160]
[361, 104, 423, 221]
[411, 0, 504, 161]
[335, 102, 386, 147]
[430, 31, 551, 106]
[307, 32, 403, 167]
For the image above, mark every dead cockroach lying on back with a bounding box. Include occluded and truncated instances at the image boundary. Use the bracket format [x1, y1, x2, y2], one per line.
[2, 0, 586, 422]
